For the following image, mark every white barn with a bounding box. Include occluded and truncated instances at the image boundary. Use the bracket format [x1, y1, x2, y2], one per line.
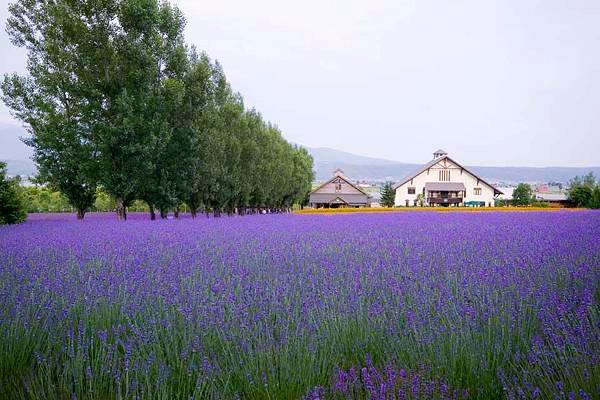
[394, 150, 502, 207]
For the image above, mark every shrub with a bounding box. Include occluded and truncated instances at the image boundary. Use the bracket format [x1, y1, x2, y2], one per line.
[0, 162, 27, 225]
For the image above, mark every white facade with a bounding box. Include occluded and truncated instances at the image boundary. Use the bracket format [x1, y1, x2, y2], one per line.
[394, 151, 501, 207]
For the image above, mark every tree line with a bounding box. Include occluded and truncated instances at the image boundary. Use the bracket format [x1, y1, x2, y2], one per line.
[567, 173, 600, 208]
[1, 0, 313, 220]
[510, 175, 600, 208]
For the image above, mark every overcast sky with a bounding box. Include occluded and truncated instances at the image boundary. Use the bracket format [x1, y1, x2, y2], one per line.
[1, 0, 599, 167]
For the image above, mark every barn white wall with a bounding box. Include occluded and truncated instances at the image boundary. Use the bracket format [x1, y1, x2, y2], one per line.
[394, 158, 496, 207]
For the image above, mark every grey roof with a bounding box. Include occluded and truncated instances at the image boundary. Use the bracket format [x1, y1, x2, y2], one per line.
[434, 149, 448, 155]
[309, 193, 368, 205]
[369, 192, 382, 200]
[393, 155, 503, 195]
[535, 193, 568, 201]
[425, 182, 466, 191]
[393, 157, 444, 188]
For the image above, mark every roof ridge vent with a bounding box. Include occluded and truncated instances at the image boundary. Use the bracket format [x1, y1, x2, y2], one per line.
[433, 149, 448, 159]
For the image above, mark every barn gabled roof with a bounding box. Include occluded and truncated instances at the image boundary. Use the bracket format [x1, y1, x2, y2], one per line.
[393, 155, 503, 195]
[309, 170, 369, 196]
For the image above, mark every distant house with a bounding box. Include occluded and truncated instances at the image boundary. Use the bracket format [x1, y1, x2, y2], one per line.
[535, 193, 572, 207]
[394, 150, 503, 207]
[309, 169, 369, 208]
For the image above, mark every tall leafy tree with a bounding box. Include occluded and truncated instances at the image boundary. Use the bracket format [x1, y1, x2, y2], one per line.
[95, 0, 187, 220]
[3, 0, 314, 221]
[380, 182, 395, 207]
[2, 0, 103, 219]
[512, 183, 533, 206]
[568, 173, 596, 208]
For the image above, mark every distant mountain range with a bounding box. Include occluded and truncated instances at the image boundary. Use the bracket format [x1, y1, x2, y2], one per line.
[304, 146, 600, 184]
[1, 122, 598, 184]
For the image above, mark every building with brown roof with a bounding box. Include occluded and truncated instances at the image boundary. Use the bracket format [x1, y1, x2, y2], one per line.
[309, 169, 370, 208]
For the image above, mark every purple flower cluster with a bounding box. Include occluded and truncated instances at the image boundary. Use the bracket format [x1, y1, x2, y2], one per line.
[328, 355, 468, 400]
[0, 211, 599, 399]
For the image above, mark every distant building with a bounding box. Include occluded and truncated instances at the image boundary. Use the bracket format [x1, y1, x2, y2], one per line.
[394, 150, 503, 207]
[535, 193, 572, 207]
[309, 169, 369, 208]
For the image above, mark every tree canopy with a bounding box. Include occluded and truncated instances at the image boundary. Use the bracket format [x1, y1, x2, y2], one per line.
[2, 0, 313, 220]
[0, 162, 27, 225]
[568, 173, 599, 208]
[512, 183, 533, 206]
[380, 182, 395, 207]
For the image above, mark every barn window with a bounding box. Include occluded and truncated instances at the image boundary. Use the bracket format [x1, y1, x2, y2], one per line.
[408, 187, 416, 195]
[474, 187, 482, 195]
[438, 170, 450, 181]
[335, 179, 342, 191]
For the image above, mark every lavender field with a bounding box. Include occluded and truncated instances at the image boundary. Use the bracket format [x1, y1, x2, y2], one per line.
[0, 211, 598, 399]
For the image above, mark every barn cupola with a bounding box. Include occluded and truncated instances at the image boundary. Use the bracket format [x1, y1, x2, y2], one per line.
[433, 149, 448, 159]
[333, 168, 345, 177]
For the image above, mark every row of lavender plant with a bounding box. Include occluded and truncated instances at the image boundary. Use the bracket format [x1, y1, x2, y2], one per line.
[1, 211, 598, 399]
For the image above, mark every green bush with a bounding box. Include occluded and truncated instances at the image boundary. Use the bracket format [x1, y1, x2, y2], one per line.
[0, 162, 27, 224]
[531, 201, 549, 208]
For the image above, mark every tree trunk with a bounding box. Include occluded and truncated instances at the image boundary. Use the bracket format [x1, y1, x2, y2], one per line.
[76, 208, 85, 220]
[190, 208, 197, 218]
[149, 205, 156, 221]
[174, 207, 180, 219]
[160, 209, 167, 219]
[116, 198, 125, 220]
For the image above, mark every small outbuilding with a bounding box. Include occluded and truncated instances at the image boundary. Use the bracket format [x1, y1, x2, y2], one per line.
[309, 169, 369, 208]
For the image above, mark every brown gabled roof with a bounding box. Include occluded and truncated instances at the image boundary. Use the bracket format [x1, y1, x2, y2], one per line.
[309, 172, 368, 196]
[393, 155, 503, 195]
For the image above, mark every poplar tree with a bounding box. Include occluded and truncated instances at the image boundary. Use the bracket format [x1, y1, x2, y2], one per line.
[3, 0, 314, 221]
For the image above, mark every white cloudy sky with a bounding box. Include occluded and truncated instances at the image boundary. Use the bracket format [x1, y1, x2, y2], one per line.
[1, 0, 599, 167]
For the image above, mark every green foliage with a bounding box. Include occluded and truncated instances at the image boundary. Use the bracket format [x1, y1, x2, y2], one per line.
[589, 185, 600, 209]
[2, 0, 102, 219]
[2, 0, 313, 220]
[495, 199, 507, 207]
[380, 181, 395, 207]
[0, 162, 27, 224]
[93, 189, 116, 212]
[530, 201, 549, 208]
[512, 183, 533, 206]
[21, 186, 71, 213]
[568, 173, 597, 208]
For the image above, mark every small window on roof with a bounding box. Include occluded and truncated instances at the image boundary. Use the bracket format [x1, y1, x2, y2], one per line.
[408, 187, 416, 195]
[474, 187, 482, 196]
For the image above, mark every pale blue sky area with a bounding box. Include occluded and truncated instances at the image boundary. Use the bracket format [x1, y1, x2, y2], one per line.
[1, 0, 599, 167]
